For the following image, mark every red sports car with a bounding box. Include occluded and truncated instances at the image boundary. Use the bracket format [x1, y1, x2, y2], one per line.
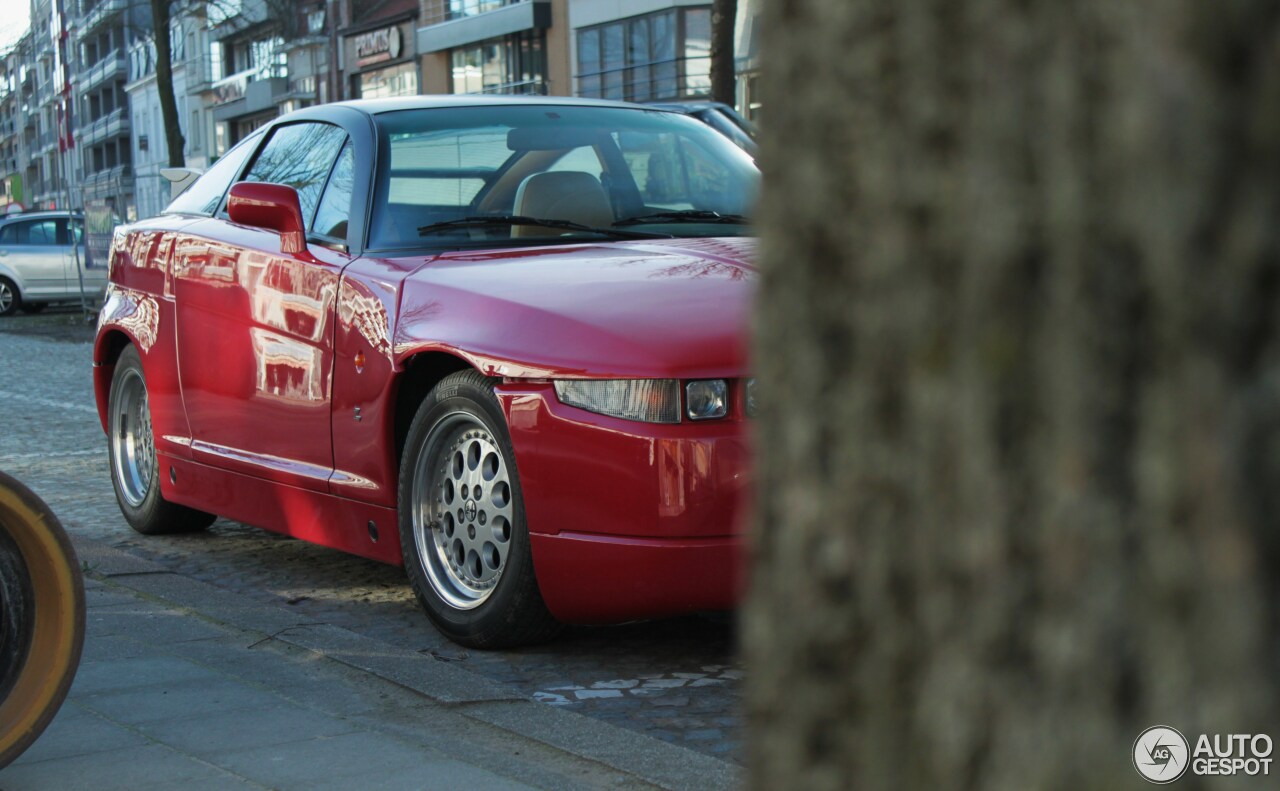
[94, 97, 757, 647]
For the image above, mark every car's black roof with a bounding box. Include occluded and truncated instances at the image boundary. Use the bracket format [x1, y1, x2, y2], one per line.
[328, 94, 677, 117]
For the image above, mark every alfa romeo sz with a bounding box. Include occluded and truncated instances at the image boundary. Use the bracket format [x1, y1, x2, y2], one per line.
[94, 96, 758, 647]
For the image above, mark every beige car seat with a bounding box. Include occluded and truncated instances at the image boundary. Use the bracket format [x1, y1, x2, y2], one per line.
[511, 171, 614, 238]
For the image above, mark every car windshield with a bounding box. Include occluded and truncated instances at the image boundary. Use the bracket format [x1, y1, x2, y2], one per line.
[370, 104, 759, 251]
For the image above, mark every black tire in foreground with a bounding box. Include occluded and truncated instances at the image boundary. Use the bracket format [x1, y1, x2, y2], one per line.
[399, 370, 562, 649]
[107, 345, 216, 535]
[0, 470, 85, 769]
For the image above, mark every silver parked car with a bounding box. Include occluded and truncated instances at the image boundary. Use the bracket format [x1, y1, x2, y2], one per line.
[0, 211, 104, 316]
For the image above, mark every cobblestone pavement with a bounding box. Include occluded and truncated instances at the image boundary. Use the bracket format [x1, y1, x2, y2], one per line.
[0, 311, 744, 762]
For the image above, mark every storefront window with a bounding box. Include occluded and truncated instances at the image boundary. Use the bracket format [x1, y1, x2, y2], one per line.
[358, 62, 419, 99]
[450, 31, 546, 95]
[576, 7, 709, 102]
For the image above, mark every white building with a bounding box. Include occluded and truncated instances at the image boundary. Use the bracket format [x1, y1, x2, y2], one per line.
[124, 1, 222, 220]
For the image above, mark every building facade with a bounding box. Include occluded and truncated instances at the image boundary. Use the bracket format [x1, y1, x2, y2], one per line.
[0, 35, 31, 212]
[206, 0, 335, 158]
[415, 0, 570, 97]
[0, 0, 755, 223]
[341, 2, 419, 100]
[75, 0, 150, 219]
[566, 0, 713, 104]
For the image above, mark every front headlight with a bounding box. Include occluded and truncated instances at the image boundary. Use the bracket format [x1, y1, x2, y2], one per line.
[554, 379, 681, 423]
[745, 377, 758, 417]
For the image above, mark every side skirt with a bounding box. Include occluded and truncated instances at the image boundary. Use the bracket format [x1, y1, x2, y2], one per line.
[156, 452, 403, 566]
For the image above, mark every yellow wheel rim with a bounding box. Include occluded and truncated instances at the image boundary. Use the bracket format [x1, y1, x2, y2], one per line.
[0, 471, 85, 769]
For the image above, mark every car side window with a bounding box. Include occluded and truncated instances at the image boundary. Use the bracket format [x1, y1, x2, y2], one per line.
[243, 123, 348, 226]
[3, 220, 60, 245]
[312, 140, 354, 241]
[165, 129, 266, 216]
[29, 220, 58, 245]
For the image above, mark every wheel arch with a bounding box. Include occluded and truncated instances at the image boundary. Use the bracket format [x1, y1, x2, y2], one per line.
[92, 329, 136, 433]
[391, 351, 476, 470]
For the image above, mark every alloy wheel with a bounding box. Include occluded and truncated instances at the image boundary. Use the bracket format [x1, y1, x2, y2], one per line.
[109, 369, 155, 508]
[411, 413, 516, 610]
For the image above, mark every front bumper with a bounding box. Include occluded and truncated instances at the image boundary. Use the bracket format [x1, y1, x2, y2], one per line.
[496, 382, 750, 624]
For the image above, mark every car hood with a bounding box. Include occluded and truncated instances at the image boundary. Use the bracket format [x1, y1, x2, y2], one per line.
[393, 237, 756, 379]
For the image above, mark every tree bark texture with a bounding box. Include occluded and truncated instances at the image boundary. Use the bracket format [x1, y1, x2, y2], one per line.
[747, 1, 1280, 789]
[150, 0, 185, 168]
[711, 0, 739, 107]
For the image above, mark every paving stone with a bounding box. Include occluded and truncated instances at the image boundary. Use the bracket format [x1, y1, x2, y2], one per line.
[79, 678, 276, 725]
[134, 704, 359, 755]
[0, 744, 249, 791]
[8, 703, 151, 765]
[70, 655, 225, 696]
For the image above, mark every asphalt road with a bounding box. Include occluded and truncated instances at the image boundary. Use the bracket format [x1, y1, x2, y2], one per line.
[0, 307, 743, 763]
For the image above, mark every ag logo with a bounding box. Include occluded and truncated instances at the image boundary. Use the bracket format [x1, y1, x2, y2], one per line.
[1134, 726, 1190, 784]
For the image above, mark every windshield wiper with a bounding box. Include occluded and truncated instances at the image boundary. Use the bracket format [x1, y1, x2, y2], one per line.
[417, 215, 672, 239]
[613, 210, 750, 227]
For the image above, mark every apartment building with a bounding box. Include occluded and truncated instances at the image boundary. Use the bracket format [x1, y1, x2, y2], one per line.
[206, 0, 333, 158]
[0, 36, 30, 211]
[75, 0, 150, 219]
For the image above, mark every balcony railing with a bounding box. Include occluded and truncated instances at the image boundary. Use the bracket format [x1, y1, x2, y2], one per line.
[81, 49, 127, 94]
[82, 163, 133, 193]
[576, 57, 712, 104]
[78, 106, 128, 149]
[77, 0, 126, 39]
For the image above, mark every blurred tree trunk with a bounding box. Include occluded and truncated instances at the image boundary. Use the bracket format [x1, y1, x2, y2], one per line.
[710, 0, 738, 106]
[150, 0, 185, 167]
[746, 1, 1280, 789]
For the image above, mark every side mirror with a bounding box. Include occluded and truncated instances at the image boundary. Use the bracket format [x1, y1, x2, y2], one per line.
[227, 182, 307, 255]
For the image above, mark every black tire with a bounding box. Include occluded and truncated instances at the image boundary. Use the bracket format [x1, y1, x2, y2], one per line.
[19, 302, 46, 314]
[107, 345, 216, 535]
[0, 277, 20, 317]
[398, 369, 561, 648]
[0, 471, 85, 769]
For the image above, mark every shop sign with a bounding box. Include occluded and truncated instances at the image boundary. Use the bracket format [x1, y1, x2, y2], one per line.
[354, 26, 403, 67]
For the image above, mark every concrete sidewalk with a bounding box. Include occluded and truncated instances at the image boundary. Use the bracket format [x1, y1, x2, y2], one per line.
[0, 536, 738, 791]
